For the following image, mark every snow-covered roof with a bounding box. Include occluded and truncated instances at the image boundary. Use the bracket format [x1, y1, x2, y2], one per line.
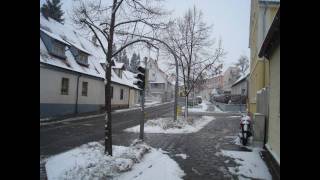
[231, 70, 250, 87]
[112, 62, 125, 69]
[40, 14, 139, 89]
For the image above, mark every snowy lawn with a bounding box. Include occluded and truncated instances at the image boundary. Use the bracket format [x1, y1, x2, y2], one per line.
[124, 116, 215, 134]
[45, 140, 185, 180]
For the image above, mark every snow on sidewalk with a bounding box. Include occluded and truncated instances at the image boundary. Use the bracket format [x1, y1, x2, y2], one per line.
[45, 141, 185, 180]
[182, 101, 208, 113]
[124, 116, 215, 134]
[218, 148, 272, 180]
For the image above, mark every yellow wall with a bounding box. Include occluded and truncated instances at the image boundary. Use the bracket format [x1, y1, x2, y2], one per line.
[267, 44, 280, 164]
[248, 0, 279, 114]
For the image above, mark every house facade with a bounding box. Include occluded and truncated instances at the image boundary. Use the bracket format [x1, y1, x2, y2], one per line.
[222, 66, 241, 93]
[258, 7, 280, 165]
[146, 58, 174, 102]
[248, 0, 279, 114]
[40, 15, 140, 118]
[194, 75, 224, 100]
[231, 72, 250, 95]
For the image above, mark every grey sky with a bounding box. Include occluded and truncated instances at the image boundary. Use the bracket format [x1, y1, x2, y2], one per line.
[162, 0, 251, 71]
[40, 0, 251, 72]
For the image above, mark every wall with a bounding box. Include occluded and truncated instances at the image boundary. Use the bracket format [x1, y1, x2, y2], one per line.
[266, 44, 280, 164]
[231, 80, 248, 95]
[129, 88, 140, 107]
[111, 83, 130, 107]
[215, 102, 247, 112]
[40, 65, 133, 117]
[40, 65, 105, 117]
[248, 0, 279, 114]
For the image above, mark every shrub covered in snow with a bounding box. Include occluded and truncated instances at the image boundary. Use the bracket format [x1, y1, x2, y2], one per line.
[46, 140, 151, 180]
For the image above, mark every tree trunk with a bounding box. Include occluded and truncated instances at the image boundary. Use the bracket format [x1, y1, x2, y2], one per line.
[105, 0, 117, 156]
[185, 94, 188, 119]
[105, 63, 112, 155]
[174, 56, 178, 121]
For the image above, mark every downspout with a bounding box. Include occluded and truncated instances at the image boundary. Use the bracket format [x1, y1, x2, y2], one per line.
[75, 74, 81, 114]
[262, 3, 268, 146]
[128, 88, 130, 108]
[262, 4, 267, 87]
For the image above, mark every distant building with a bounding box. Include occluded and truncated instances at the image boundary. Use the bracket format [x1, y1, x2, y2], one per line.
[40, 15, 140, 118]
[146, 58, 174, 102]
[194, 75, 224, 100]
[231, 72, 250, 95]
[222, 66, 241, 93]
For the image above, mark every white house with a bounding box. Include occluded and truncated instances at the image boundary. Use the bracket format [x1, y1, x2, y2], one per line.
[145, 58, 174, 102]
[231, 71, 250, 95]
[40, 15, 140, 118]
[222, 66, 241, 93]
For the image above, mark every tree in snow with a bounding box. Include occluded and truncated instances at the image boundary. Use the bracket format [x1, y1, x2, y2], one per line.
[72, 0, 169, 156]
[40, 0, 64, 23]
[129, 52, 140, 73]
[235, 55, 249, 75]
[118, 49, 129, 69]
[159, 6, 225, 118]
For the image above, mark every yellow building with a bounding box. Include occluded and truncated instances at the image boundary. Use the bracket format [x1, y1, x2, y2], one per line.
[259, 7, 280, 166]
[248, 0, 279, 114]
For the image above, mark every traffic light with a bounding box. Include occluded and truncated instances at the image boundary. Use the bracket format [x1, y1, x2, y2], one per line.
[134, 66, 146, 90]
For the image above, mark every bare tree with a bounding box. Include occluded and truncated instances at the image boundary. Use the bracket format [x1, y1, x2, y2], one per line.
[160, 6, 225, 119]
[72, 0, 168, 156]
[235, 55, 249, 75]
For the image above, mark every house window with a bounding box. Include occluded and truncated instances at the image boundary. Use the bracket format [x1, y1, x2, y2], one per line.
[76, 52, 89, 66]
[61, 78, 69, 95]
[82, 82, 88, 96]
[120, 89, 124, 100]
[111, 86, 113, 99]
[52, 41, 66, 58]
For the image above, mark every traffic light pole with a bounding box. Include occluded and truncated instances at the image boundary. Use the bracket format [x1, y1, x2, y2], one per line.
[139, 90, 145, 140]
[139, 57, 147, 140]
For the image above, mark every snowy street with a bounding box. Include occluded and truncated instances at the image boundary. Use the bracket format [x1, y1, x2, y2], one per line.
[41, 102, 277, 180]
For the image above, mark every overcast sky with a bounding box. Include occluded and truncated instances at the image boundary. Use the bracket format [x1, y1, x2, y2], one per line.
[162, 0, 251, 71]
[40, 0, 251, 72]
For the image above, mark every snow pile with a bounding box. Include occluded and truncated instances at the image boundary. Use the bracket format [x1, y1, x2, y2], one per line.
[219, 148, 272, 180]
[46, 140, 185, 180]
[175, 154, 188, 159]
[124, 116, 215, 134]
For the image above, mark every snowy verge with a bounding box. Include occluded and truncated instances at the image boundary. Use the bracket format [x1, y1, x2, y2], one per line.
[45, 140, 185, 180]
[124, 116, 215, 134]
[218, 148, 272, 180]
[181, 101, 208, 113]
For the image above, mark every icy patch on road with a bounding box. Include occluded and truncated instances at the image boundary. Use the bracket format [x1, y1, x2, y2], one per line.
[219, 148, 272, 180]
[45, 141, 185, 180]
[124, 116, 215, 134]
[175, 154, 188, 159]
